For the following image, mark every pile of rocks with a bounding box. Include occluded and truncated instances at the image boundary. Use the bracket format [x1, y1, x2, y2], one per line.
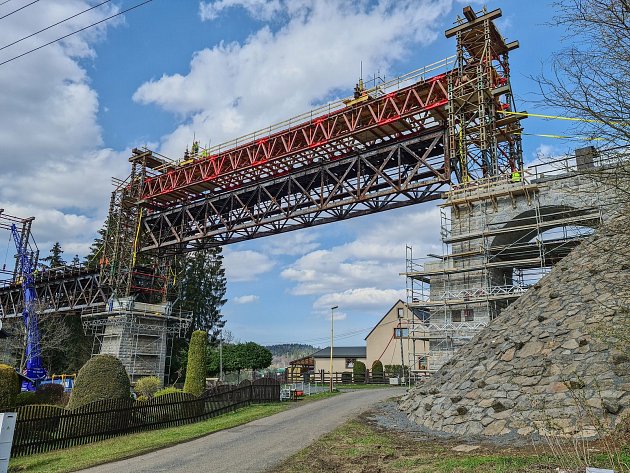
[399, 216, 630, 439]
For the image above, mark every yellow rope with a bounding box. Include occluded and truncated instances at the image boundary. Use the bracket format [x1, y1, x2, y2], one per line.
[131, 208, 143, 267]
[499, 110, 629, 126]
[517, 132, 604, 141]
[86, 242, 103, 264]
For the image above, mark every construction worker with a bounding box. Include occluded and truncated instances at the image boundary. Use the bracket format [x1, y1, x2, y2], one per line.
[192, 141, 199, 156]
[353, 78, 365, 99]
[511, 169, 522, 183]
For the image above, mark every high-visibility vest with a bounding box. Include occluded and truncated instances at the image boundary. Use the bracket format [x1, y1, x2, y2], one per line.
[511, 171, 521, 182]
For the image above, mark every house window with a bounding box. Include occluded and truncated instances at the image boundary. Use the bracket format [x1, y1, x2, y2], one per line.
[418, 355, 428, 370]
[345, 358, 356, 369]
[451, 310, 461, 322]
[394, 327, 409, 338]
[464, 308, 474, 321]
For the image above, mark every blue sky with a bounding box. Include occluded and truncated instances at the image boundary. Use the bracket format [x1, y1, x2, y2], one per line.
[0, 0, 583, 347]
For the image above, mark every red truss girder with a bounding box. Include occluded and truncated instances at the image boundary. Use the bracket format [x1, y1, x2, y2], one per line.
[141, 74, 449, 204]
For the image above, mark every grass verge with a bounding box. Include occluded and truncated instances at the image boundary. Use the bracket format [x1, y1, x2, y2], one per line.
[274, 414, 630, 473]
[9, 393, 341, 473]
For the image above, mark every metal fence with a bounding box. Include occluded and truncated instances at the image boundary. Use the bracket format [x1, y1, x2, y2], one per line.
[11, 378, 280, 456]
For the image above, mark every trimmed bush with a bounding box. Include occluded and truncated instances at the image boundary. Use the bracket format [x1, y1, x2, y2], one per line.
[371, 360, 384, 382]
[15, 391, 38, 406]
[183, 330, 208, 397]
[134, 376, 161, 399]
[66, 355, 131, 410]
[0, 364, 19, 410]
[384, 364, 409, 378]
[16, 404, 64, 440]
[154, 386, 182, 398]
[36, 383, 66, 406]
[353, 360, 366, 383]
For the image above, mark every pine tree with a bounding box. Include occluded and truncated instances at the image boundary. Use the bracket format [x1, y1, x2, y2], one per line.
[41, 242, 66, 269]
[84, 221, 108, 270]
[180, 247, 227, 343]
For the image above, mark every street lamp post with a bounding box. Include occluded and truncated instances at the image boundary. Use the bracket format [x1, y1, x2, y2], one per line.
[329, 305, 338, 393]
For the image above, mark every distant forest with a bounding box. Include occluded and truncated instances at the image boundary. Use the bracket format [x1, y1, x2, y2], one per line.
[265, 344, 319, 368]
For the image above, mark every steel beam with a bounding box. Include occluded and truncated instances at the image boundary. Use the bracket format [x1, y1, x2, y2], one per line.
[140, 130, 449, 254]
[0, 268, 107, 318]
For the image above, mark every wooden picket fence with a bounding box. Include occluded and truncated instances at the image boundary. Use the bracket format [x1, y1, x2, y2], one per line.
[11, 378, 280, 456]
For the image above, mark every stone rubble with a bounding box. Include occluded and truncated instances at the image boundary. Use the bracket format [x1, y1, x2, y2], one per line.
[399, 215, 630, 440]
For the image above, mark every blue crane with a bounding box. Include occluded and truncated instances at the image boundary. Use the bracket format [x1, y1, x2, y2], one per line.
[10, 223, 46, 390]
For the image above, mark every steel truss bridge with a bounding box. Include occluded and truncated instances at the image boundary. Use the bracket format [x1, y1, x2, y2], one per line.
[1, 6, 524, 318]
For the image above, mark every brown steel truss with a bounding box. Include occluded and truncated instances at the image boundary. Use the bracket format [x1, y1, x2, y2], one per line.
[0, 267, 107, 318]
[140, 130, 449, 254]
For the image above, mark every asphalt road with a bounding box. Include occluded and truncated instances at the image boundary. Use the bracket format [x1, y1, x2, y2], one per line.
[78, 387, 405, 473]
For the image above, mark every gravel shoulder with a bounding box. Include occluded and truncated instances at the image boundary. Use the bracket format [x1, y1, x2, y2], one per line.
[77, 387, 406, 473]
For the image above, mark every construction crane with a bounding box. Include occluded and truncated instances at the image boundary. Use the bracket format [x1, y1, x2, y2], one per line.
[10, 222, 46, 390]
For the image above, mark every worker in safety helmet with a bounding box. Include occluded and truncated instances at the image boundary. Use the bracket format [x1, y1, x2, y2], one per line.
[192, 141, 200, 156]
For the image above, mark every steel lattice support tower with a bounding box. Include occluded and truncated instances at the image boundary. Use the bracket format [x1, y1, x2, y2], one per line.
[445, 6, 524, 183]
[100, 150, 170, 301]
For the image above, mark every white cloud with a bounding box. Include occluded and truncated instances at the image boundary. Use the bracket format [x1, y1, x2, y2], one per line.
[314, 288, 406, 313]
[199, 0, 283, 21]
[263, 231, 320, 256]
[223, 249, 275, 281]
[233, 294, 259, 304]
[281, 207, 441, 297]
[0, 1, 125, 258]
[135, 0, 453, 159]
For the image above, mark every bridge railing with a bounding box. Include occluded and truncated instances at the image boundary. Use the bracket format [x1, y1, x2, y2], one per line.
[148, 55, 456, 173]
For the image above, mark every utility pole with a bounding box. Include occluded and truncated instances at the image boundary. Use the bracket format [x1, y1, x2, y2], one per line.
[398, 306, 406, 385]
[329, 305, 338, 393]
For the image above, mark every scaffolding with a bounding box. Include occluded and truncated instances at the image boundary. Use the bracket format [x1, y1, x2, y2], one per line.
[446, 6, 523, 183]
[82, 297, 191, 384]
[403, 155, 604, 378]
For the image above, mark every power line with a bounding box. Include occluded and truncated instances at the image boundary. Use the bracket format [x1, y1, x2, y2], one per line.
[0, 0, 153, 67]
[267, 326, 373, 346]
[0, 0, 15, 6]
[0, 0, 38, 20]
[0, 0, 112, 53]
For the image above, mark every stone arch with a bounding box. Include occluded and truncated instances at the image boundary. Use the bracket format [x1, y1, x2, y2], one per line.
[490, 204, 600, 256]
[488, 205, 600, 286]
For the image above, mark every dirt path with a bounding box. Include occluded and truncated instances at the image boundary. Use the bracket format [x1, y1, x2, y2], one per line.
[78, 387, 406, 473]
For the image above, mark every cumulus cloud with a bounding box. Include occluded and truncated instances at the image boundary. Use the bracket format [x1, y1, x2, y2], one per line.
[199, 0, 283, 21]
[223, 249, 275, 281]
[281, 207, 441, 297]
[314, 288, 406, 313]
[135, 0, 453, 159]
[233, 294, 259, 304]
[263, 231, 320, 256]
[0, 1, 125, 257]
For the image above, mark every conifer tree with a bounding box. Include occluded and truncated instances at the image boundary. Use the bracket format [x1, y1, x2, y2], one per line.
[41, 242, 66, 269]
[180, 247, 227, 343]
